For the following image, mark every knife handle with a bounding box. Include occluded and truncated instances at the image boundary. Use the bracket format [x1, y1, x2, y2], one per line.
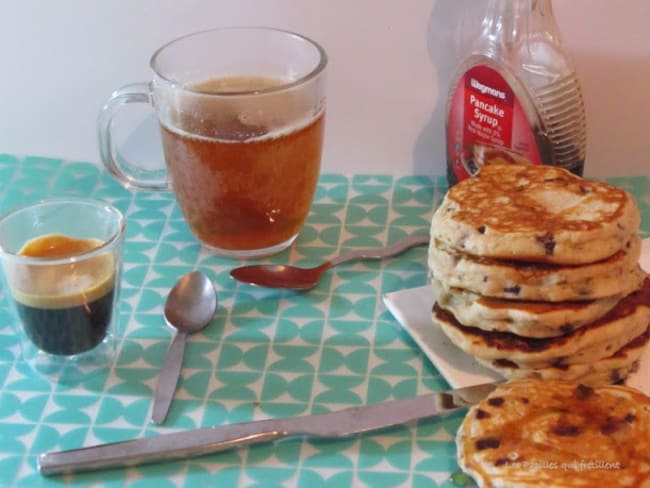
[39, 419, 287, 476]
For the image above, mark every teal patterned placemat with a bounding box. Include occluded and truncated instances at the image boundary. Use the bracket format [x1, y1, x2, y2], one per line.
[3, 155, 648, 488]
[0, 154, 463, 488]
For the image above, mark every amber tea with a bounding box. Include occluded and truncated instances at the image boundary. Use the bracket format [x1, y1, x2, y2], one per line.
[159, 75, 325, 252]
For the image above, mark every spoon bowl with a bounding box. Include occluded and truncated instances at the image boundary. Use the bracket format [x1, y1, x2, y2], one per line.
[151, 271, 217, 424]
[164, 271, 217, 334]
[230, 234, 429, 290]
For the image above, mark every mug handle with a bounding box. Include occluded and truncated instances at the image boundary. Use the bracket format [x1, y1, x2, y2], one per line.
[97, 82, 169, 191]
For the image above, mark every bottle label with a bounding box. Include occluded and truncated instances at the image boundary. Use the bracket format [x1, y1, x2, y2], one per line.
[447, 65, 542, 182]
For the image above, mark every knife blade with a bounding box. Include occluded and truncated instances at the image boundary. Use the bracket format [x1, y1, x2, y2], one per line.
[38, 380, 501, 476]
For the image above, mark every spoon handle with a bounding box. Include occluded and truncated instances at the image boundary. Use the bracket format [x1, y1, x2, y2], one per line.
[328, 233, 429, 267]
[151, 331, 188, 424]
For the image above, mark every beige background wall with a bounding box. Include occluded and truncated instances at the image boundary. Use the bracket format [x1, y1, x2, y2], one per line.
[1, 0, 648, 178]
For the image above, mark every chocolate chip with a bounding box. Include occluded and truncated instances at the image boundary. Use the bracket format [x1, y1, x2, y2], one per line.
[551, 364, 570, 371]
[477, 225, 486, 234]
[577, 287, 594, 297]
[574, 384, 595, 400]
[503, 285, 521, 295]
[494, 458, 509, 466]
[601, 417, 625, 435]
[536, 232, 556, 256]
[550, 358, 569, 370]
[488, 397, 505, 407]
[599, 414, 637, 434]
[560, 323, 575, 335]
[493, 358, 519, 369]
[476, 409, 491, 420]
[476, 437, 501, 450]
[552, 423, 582, 437]
[520, 397, 530, 404]
[611, 369, 623, 383]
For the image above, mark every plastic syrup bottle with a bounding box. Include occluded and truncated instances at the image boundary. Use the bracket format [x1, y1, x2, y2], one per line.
[446, 0, 587, 186]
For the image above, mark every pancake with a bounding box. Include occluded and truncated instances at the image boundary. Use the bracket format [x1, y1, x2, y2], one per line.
[432, 278, 625, 338]
[432, 163, 640, 265]
[457, 379, 650, 487]
[479, 328, 648, 385]
[432, 278, 650, 368]
[428, 237, 643, 301]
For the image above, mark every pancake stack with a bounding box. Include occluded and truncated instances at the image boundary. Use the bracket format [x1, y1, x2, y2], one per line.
[429, 163, 650, 386]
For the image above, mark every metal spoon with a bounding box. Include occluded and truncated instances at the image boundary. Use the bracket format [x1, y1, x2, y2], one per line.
[230, 234, 430, 290]
[151, 271, 217, 424]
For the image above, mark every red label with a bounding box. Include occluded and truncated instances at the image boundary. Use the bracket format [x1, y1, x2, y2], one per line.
[447, 65, 542, 181]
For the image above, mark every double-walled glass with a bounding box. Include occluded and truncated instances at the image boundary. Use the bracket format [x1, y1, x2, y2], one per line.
[0, 198, 125, 381]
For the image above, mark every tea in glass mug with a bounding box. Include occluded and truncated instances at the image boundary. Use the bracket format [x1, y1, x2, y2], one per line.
[98, 27, 327, 258]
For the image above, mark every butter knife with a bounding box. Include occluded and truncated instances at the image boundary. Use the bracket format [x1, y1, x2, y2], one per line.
[39, 381, 501, 476]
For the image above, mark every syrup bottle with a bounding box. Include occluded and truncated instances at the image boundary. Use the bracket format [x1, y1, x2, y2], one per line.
[446, 0, 587, 186]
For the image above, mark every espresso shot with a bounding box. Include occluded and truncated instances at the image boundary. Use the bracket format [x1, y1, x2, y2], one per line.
[0, 198, 125, 380]
[9, 234, 117, 356]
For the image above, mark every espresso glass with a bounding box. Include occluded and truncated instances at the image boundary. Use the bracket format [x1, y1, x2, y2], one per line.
[98, 27, 327, 259]
[0, 198, 125, 381]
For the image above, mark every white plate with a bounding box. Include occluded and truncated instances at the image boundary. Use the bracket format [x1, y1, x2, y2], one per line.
[383, 238, 650, 395]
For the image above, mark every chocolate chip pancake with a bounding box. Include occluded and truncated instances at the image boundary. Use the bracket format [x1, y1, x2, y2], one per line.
[485, 328, 648, 385]
[432, 163, 640, 265]
[432, 277, 626, 338]
[429, 236, 643, 302]
[457, 379, 650, 487]
[432, 278, 650, 369]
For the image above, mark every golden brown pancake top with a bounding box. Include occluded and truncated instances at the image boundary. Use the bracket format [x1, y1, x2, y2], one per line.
[445, 164, 630, 233]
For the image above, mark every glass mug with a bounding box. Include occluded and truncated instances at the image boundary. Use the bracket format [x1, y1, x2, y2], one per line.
[0, 198, 125, 381]
[98, 27, 327, 259]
